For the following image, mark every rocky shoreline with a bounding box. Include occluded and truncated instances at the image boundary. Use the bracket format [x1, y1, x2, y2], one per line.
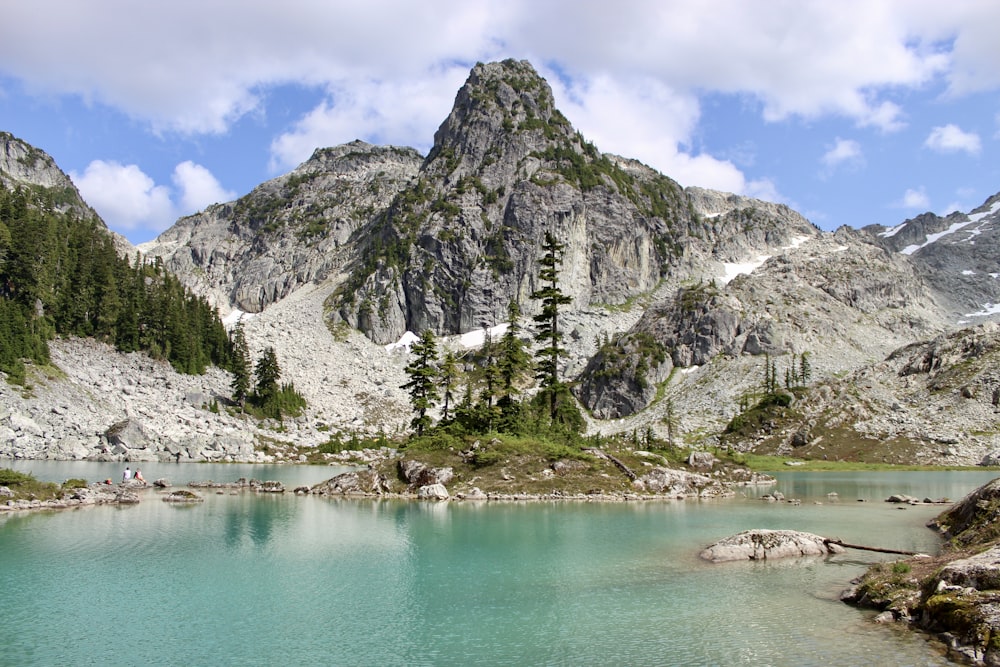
[840, 476, 1000, 666]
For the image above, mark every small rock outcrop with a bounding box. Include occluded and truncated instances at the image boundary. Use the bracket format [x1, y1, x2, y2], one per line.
[399, 460, 454, 488]
[632, 467, 721, 498]
[844, 476, 1000, 665]
[417, 483, 450, 500]
[700, 529, 844, 562]
[162, 489, 204, 503]
[310, 468, 392, 496]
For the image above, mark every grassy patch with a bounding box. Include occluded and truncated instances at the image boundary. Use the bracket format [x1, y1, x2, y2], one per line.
[713, 450, 991, 473]
[0, 468, 64, 501]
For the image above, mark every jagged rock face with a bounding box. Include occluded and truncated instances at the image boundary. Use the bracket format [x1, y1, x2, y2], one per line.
[726, 322, 1000, 465]
[863, 194, 1000, 322]
[1, 131, 79, 195]
[931, 477, 1000, 550]
[335, 60, 702, 344]
[141, 141, 422, 313]
[576, 232, 944, 419]
[686, 186, 817, 262]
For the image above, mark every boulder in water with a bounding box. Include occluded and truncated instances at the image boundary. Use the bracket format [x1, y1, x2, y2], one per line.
[700, 529, 844, 562]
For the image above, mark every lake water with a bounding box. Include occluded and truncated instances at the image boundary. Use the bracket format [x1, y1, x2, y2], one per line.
[2, 459, 996, 666]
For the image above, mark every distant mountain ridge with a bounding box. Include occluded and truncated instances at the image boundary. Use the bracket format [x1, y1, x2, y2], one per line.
[863, 195, 1000, 321]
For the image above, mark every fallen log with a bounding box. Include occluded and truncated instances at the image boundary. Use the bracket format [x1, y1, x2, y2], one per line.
[824, 538, 922, 556]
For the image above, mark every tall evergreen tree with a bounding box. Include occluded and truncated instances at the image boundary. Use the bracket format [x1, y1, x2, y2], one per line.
[229, 320, 251, 410]
[496, 300, 531, 431]
[438, 350, 460, 423]
[401, 329, 439, 436]
[800, 351, 812, 385]
[254, 346, 281, 404]
[477, 326, 500, 431]
[531, 231, 573, 421]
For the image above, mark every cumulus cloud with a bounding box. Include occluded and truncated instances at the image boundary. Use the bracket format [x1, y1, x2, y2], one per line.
[7, 1, 1000, 238]
[172, 161, 237, 213]
[924, 124, 982, 155]
[820, 138, 864, 174]
[71, 160, 233, 239]
[896, 187, 931, 210]
[547, 70, 791, 200]
[269, 67, 469, 171]
[2, 1, 995, 139]
[71, 160, 175, 233]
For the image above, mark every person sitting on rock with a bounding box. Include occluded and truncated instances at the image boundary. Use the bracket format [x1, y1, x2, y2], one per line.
[134, 469, 146, 483]
[122, 466, 131, 483]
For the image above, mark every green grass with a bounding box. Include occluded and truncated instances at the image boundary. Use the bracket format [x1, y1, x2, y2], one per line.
[0, 468, 65, 501]
[713, 451, 995, 473]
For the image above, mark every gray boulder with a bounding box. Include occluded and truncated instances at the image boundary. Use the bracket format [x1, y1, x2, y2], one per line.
[417, 484, 450, 501]
[935, 545, 1000, 591]
[399, 459, 454, 488]
[632, 467, 714, 497]
[105, 419, 151, 452]
[311, 469, 392, 496]
[700, 529, 845, 562]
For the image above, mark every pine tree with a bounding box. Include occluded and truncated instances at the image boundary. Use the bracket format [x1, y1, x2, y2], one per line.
[401, 329, 439, 436]
[531, 231, 573, 421]
[662, 397, 678, 447]
[229, 320, 251, 410]
[496, 300, 531, 431]
[254, 346, 281, 405]
[438, 350, 460, 423]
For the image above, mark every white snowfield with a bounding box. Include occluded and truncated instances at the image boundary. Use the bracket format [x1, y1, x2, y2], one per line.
[899, 200, 1000, 256]
[718, 235, 811, 285]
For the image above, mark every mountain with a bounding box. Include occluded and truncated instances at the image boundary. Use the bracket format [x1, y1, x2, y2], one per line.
[862, 194, 1000, 321]
[3, 59, 1000, 466]
[140, 141, 423, 314]
[0, 131, 133, 256]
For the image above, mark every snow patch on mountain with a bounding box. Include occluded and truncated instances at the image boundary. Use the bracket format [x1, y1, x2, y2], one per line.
[900, 200, 1000, 255]
[718, 235, 813, 285]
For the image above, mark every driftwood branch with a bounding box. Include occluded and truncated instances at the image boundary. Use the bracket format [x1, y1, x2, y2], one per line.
[824, 538, 921, 556]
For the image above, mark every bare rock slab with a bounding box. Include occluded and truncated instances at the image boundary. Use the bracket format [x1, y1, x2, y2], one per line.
[700, 529, 845, 562]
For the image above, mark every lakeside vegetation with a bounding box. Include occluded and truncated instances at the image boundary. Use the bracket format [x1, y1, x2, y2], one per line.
[0, 467, 86, 502]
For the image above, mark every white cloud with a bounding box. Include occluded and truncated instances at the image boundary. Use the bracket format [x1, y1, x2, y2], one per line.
[172, 161, 237, 213]
[896, 187, 931, 210]
[924, 124, 982, 155]
[71, 160, 175, 233]
[820, 138, 864, 173]
[70, 159, 233, 238]
[269, 67, 469, 171]
[2, 1, 995, 140]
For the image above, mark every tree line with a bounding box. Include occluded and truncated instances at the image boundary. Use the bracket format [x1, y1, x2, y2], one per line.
[0, 185, 230, 382]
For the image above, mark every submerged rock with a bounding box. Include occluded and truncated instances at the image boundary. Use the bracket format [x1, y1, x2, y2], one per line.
[700, 529, 844, 562]
[162, 489, 204, 503]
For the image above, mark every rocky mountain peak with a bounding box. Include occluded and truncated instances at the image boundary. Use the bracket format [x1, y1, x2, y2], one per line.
[862, 193, 1000, 322]
[141, 139, 422, 314]
[0, 131, 73, 192]
[426, 59, 565, 177]
[0, 131, 99, 220]
[0, 131, 132, 254]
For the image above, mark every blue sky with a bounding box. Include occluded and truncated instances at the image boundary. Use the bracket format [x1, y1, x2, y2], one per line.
[2, 1, 998, 244]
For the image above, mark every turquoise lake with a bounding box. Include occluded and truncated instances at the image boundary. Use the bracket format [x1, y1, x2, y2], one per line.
[2, 460, 996, 666]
